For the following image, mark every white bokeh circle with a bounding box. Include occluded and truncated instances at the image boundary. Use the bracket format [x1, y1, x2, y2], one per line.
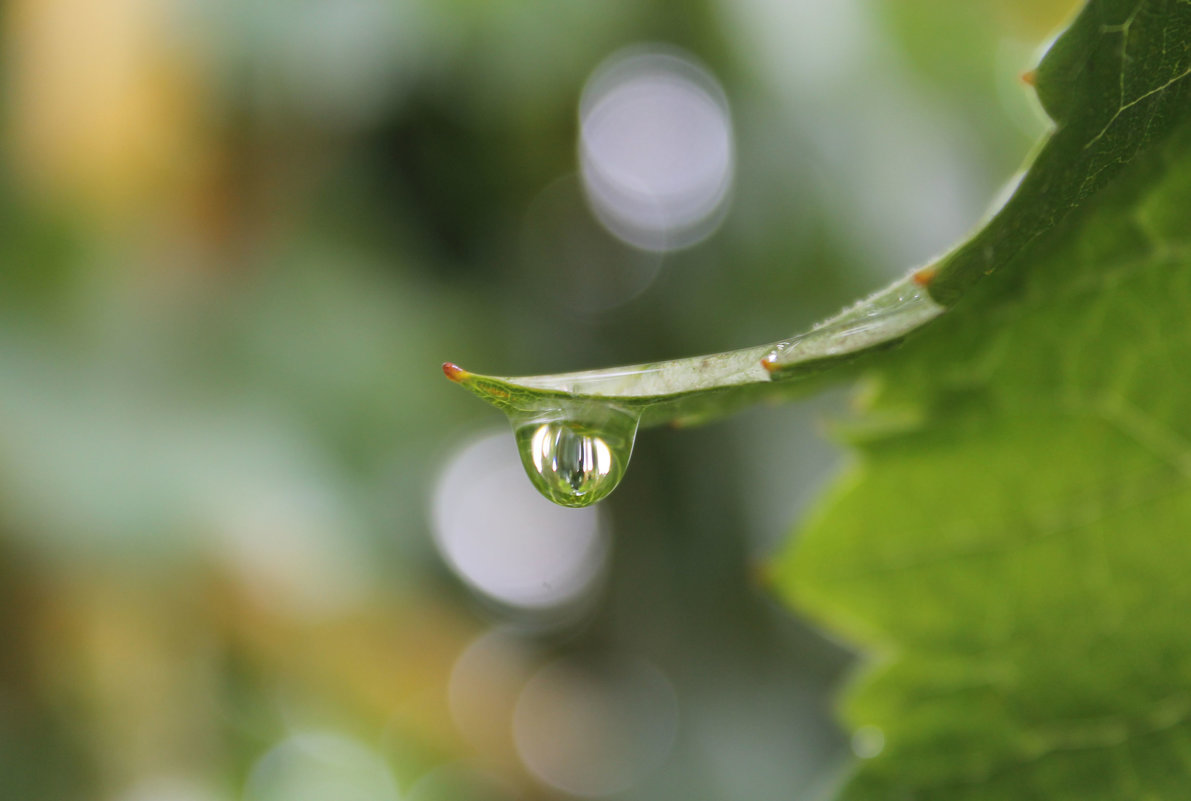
[579, 46, 735, 252]
[432, 431, 608, 611]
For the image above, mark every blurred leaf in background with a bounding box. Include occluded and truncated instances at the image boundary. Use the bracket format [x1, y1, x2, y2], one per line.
[0, 0, 1078, 800]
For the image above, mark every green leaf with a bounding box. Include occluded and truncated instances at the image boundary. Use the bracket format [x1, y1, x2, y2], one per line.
[444, 0, 1190, 431]
[927, 0, 1191, 306]
[442, 275, 942, 428]
[770, 0, 1191, 797]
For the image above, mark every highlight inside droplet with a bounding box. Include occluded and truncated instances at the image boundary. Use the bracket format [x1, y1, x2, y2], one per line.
[512, 405, 639, 508]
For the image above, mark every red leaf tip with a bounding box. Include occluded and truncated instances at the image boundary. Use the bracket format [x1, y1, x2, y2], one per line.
[442, 362, 467, 382]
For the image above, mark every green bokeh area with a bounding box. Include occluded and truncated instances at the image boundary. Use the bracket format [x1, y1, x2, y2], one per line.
[776, 4, 1191, 795]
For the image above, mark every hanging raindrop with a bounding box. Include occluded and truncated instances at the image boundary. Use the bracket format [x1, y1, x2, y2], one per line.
[512, 405, 639, 508]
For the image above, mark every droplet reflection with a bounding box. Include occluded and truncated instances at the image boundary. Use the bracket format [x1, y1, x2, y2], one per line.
[512, 405, 639, 508]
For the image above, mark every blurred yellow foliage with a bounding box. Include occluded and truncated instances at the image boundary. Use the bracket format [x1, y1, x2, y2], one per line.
[33, 566, 486, 797]
[5, 0, 210, 223]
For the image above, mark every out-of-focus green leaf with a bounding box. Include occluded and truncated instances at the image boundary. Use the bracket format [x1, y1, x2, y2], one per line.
[772, 0, 1191, 797]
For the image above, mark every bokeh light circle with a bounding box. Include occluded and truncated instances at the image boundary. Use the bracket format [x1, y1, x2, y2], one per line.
[579, 46, 735, 252]
[520, 175, 664, 312]
[431, 431, 608, 612]
[244, 732, 399, 801]
[513, 655, 679, 796]
[447, 627, 536, 757]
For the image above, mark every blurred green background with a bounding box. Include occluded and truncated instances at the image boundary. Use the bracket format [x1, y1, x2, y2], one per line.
[0, 0, 1077, 799]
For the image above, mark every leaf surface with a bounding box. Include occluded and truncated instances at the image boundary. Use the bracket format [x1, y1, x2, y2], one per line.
[771, 1, 1191, 797]
[442, 275, 943, 428]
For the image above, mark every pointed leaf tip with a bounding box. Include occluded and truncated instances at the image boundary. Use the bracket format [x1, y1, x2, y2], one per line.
[442, 362, 467, 382]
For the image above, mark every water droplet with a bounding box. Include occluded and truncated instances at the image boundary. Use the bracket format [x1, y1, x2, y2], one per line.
[512, 405, 639, 508]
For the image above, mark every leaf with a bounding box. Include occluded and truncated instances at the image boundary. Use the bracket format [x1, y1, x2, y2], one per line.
[925, 0, 1191, 306]
[442, 274, 944, 428]
[443, 0, 1189, 431]
[770, 1, 1191, 797]
[442, 275, 942, 427]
